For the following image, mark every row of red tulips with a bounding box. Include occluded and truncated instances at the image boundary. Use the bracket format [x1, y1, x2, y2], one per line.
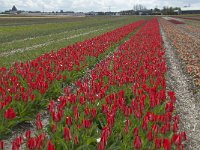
[0, 20, 145, 138]
[0, 18, 187, 149]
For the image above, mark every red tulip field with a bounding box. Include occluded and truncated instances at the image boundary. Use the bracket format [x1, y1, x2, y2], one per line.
[0, 15, 200, 149]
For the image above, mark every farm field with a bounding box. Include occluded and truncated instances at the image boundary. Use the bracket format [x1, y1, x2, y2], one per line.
[0, 15, 199, 149]
[173, 15, 200, 28]
[160, 16, 200, 149]
[0, 16, 149, 67]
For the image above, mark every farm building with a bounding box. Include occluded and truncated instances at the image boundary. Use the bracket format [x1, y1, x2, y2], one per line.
[181, 6, 200, 14]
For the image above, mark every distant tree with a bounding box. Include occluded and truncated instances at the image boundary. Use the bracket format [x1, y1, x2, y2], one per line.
[161, 6, 181, 15]
[154, 8, 160, 12]
[133, 4, 147, 11]
[12, 5, 17, 11]
[97, 12, 105, 15]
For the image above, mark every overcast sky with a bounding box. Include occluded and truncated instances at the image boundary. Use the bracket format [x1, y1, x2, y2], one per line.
[0, 0, 199, 12]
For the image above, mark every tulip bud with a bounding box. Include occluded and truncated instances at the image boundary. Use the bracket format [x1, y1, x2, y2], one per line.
[74, 135, 79, 145]
[47, 140, 55, 150]
[64, 127, 72, 141]
[28, 138, 36, 149]
[51, 124, 56, 133]
[25, 130, 31, 139]
[147, 130, 153, 141]
[133, 127, 139, 136]
[0, 140, 5, 150]
[134, 136, 142, 149]
[4, 108, 16, 120]
[91, 108, 97, 118]
[173, 122, 179, 133]
[66, 116, 73, 126]
[163, 138, 171, 150]
[155, 138, 162, 149]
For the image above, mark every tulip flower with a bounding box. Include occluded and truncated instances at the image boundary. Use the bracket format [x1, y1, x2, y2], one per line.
[133, 127, 139, 136]
[51, 124, 57, 133]
[134, 136, 142, 149]
[82, 119, 92, 128]
[64, 127, 72, 141]
[0, 141, 4, 150]
[4, 108, 16, 120]
[173, 122, 179, 133]
[163, 138, 171, 150]
[28, 138, 36, 149]
[165, 102, 174, 112]
[172, 134, 182, 145]
[74, 135, 79, 145]
[25, 130, 31, 139]
[47, 141, 55, 150]
[36, 120, 43, 130]
[155, 138, 162, 149]
[147, 130, 153, 141]
[66, 116, 73, 126]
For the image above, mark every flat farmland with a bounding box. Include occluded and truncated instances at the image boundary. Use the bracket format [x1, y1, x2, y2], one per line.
[0, 15, 199, 149]
[0, 16, 149, 67]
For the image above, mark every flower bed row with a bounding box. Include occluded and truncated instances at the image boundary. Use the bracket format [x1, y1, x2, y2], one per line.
[1, 18, 187, 150]
[160, 18, 200, 86]
[0, 20, 145, 138]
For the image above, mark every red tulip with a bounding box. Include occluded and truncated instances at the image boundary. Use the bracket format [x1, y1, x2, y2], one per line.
[180, 132, 187, 141]
[0, 140, 4, 150]
[66, 116, 73, 126]
[172, 134, 182, 145]
[82, 119, 92, 128]
[36, 133, 46, 149]
[79, 96, 86, 105]
[163, 138, 171, 150]
[4, 108, 16, 120]
[165, 102, 174, 112]
[12, 141, 20, 150]
[74, 135, 79, 145]
[155, 138, 162, 149]
[98, 126, 111, 150]
[73, 105, 79, 121]
[27, 138, 36, 149]
[173, 122, 179, 133]
[47, 141, 55, 150]
[36, 120, 43, 130]
[178, 144, 184, 150]
[64, 127, 72, 141]
[173, 115, 180, 123]
[147, 130, 153, 141]
[91, 108, 97, 118]
[134, 136, 142, 149]
[152, 124, 159, 134]
[51, 124, 56, 133]
[133, 127, 139, 136]
[25, 130, 31, 139]
[84, 106, 90, 116]
[168, 91, 176, 103]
